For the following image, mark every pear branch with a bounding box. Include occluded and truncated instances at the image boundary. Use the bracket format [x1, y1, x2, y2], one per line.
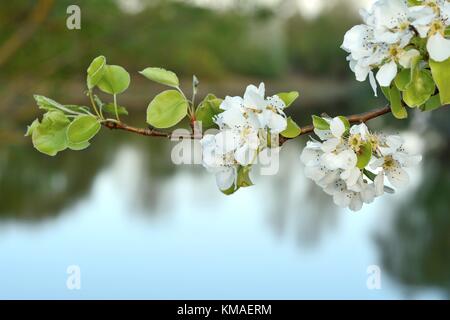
[103, 104, 392, 141]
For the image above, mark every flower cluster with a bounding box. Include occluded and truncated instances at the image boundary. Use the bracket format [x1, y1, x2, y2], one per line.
[200, 83, 288, 193]
[342, 0, 450, 95]
[301, 117, 422, 211]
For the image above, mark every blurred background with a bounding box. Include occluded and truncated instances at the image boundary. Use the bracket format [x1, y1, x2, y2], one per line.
[0, 0, 449, 299]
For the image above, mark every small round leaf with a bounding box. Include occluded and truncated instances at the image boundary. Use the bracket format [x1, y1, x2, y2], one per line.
[139, 67, 179, 87]
[67, 115, 101, 144]
[276, 91, 299, 108]
[97, 65, 131, 95]
[146, 90, 189, 129]
[87, 56, 106, 89]
[281, 117, 301, 138]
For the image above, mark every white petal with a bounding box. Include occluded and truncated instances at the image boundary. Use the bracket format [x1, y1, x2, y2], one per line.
[220, 96, 243, 111]
[354, 62, 371, 82]
[349, 195, 363, 212]
[215, 167, 235, 191]
[394, 153, 422, 167]
[314, 128, 332, 141]
[376, 60, 398, 87]
[374, 172, 385, 196]
[372, 0, 408, 29]
[361, 184, 376, 203]
[215, 130, 238, 154]
[333, 191, 351, 208]
[410, 6, 435, 38]
[398, 49, 420, 68]
[318, 170, 340, 189]
[369, 71, 378, 97]
[300, 148, 322, 166]
[321, 138, 340, 153]
[341, 25, 372, 58]
[427, 33, 450, 62]
[387, 167, 410, 188]
[234, 145, 256, 166]
[218, 107, 245, 128]
[341, 167, 361, 187]
[370, 157, 385, 170]
[330, 117, 346, 138]
[267, 112, 287, 133]
[267, 95, 286, 111]
[304, 165, 326, 182]
[386, 135, 403, 150]
[336, 149, 358, 170]
[350, 123, 369, 139]
[244, 84, 266, 110]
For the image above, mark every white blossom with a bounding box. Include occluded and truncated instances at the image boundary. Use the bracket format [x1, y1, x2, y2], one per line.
[342, 0, 450, 94]
[200, 83, 288, 192]
[301, 118, 422, 212]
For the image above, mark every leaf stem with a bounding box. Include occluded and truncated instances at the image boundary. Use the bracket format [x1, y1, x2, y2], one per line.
[88, 90, 102, 119]
[113, 94, 120, 121]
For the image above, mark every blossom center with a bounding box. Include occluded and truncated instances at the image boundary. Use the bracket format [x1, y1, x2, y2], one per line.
[383, 155, 396, 170]
[389, 45, 403, 60]
[348, 134, 363, 153]
[429, 20, 445, 36]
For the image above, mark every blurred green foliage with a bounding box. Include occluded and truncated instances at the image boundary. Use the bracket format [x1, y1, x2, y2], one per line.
[0, 0, 357, 80]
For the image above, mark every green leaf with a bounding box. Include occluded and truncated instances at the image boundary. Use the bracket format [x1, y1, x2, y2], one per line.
[139, 67, 179, 88]
[66, 115, 101, 144]
[221, 184, 239, 196]
[34, 95, 64, 111]
[407, 0, 422, 5]
[34, 95, 90, 115]
[363, 169, 376, 181]
[65, 105, 91, 113]
[102, 103, 129, 116]
[312, 115, 330, 130]
[276, 91, 299, 108]
[381, 86, 391, 100]
[422, 94, 442, 111]
[430, 58, 450, 105]
[68, 141, 91, 151]
[394, 68, 412, 91]
[146, 90, 189, 129]
[97, 65, 131, 95]
[338, 116, 350, 131]
[87, 55, 106, 89]
[237, 166, 253, 188]
[403, 70, 435, 108]
[389, 85, 408, 119]
[195, 94, 223, 129]
[25, 119, 40, 137]
[356, 142, 372, 169]
[281, 117, 301, 138]
[31, 111, 70, 156]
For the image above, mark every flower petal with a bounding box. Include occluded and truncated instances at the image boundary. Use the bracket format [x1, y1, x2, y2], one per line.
[387, 167, 410, 188]
[215, 130, 238, 154]
[427, 33, 450, 62]
[330, 117, 346, 138]
[376, 60, 398, 87]
[369, 71, 378, 97]
[244, 83, 266, 110]
[374, 171, 385, 196]
[215, 167, 235, 191]
[234, 145, 256, 166]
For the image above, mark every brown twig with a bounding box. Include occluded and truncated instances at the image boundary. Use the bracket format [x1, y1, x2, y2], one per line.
[103, 121, 170, 138]
[102, 105, 392, 141]
[295, 104, 391, 136]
